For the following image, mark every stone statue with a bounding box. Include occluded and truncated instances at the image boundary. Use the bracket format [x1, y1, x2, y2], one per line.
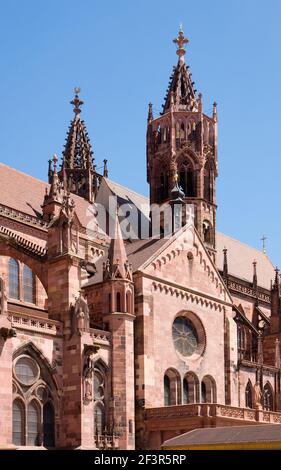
[72, 292, 90, 335]
[253, 382, 262, 410]
[83, 354, 94, 402]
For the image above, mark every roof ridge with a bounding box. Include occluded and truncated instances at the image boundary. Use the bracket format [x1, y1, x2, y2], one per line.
[217, 231, 274, 263]
[0, 162, 48, 186]
[106, 178, 149, 201]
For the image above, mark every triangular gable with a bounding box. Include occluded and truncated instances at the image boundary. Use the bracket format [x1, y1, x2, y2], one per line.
[136, 224, 232, 303]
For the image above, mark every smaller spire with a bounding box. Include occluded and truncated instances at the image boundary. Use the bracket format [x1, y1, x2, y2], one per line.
[213, 102, 218, 122]
[147, 102, 153, 123]
[173, 26, 189, 62]
[223, 247, 228, 279]
[103, 209, 132, 281]
[70, 87, 84, 115]
[253, 260, 258, 291]
[45, 154, 62, 202]
[103, 159, 108, 178]
[273, 267, 280, 290]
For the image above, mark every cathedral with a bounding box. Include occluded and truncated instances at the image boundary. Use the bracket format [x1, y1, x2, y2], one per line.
[0, 28, 281, 451]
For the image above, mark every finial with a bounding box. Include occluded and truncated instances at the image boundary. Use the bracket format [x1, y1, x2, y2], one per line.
[223, 247, 228, 279]
[261, 235, 267, 254]
[253, 260, 258, 290]
[147, 102, 153, 123]
[173, 26, 189, 62]
[273, 266, 280, 289]
[71, 87, 84, 114]
[53, 154, 58, 172]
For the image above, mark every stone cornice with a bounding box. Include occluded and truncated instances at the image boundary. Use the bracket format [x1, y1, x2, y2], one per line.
[139, 272, 232, 311]
[0, 225, 47, 258]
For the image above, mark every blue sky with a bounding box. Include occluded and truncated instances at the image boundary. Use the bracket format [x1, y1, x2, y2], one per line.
[0, 0, 281, 266]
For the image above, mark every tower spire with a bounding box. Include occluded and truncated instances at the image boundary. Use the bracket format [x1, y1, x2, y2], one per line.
[58, 88, 99, 202]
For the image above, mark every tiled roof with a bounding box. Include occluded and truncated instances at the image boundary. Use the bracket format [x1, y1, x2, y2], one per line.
[126, 237, 167, 271]
[216, 232, 275, 290]
[162, 424, 281, 447]
[0, 163, 94, 229]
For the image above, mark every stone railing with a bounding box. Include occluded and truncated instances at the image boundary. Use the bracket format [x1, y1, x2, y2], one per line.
[145, 403, 281, 424]
[90, 328, 111, 346]
[10, 314, 62, 336]
[0, 203, 48, 230]
[95, 433, 119, 450]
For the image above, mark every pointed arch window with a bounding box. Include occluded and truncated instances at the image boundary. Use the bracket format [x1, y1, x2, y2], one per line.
[23, 265, 35, 303]
[94, 363, 108, 436]
[183, 373, 199, 404]
[179, 161, 195, 197]
[27, 401, 40, 446]
[204, 162, 213, 203]
[126, 291, 132, 314]
[201, 376, 216, 403]
[203, 220, 212, 245]
[245, 380, 253, 408]
[12, 400, 24, 446]
[201, 381, 207, 403]
[9, 258, 19, 300]
[116, 292, 121, 312]
[164, 375, 171, 406]
[164, 369, 181, 406]
[263, 383, 274, 411]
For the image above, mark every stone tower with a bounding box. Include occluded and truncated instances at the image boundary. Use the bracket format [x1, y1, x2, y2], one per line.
[147, 28, 218, 259]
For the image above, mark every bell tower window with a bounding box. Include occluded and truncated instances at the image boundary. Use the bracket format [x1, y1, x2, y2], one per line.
[204, 162, 213, 203]
[203, 220, 212, 245]
[179, 162, 195, 197]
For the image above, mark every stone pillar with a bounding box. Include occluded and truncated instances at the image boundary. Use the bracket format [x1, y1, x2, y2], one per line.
[106, 312, 135, 450]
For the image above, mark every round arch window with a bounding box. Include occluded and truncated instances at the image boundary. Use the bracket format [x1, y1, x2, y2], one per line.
[172, 317, 198, 357]
[14, 356, 39, 386]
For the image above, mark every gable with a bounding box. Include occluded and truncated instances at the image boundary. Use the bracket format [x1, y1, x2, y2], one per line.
[136, 226, 232, 303]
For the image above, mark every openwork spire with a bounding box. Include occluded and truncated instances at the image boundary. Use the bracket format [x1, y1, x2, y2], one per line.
[62, 88, 94, 170]
[58, 89, 99, 202]
[162, 27, 198, 113]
